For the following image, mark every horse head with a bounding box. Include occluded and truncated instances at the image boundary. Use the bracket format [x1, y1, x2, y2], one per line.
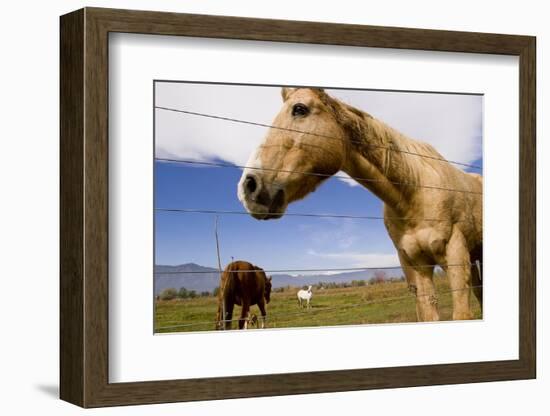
[264, 275, 272, 304]
[238, 88, 348, 220]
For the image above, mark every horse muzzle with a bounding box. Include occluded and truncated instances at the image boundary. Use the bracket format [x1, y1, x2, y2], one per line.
[238, 173, 286, 220]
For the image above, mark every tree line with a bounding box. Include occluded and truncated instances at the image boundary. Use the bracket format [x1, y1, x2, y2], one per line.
[157, 286, 220, 301]
[157, 272, 408, 301]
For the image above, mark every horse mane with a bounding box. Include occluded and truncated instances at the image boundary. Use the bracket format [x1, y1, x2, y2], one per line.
[310, 88, 452, 185]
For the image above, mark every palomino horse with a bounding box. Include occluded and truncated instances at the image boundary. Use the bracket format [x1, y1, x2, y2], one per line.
[216, 261, 272, 329]
[238, 88, 482, 321]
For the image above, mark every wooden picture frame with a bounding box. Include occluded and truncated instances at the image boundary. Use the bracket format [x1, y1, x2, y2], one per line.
[60, 7, 536, 408]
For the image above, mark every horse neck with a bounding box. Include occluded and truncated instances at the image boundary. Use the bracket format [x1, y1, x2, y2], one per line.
[339, 113, 424, 212]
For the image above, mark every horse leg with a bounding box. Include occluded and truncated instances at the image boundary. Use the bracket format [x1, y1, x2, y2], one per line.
[413, 267, 439, 321]
[216, 302, 222, 330]
[398, 251, 439, 321]
[471, 263, 483, 311]
[258, 300, 267, 329]
[446, 228, 474, 320]
[239, 301, 250, 330]
[224, 298, 235, 330]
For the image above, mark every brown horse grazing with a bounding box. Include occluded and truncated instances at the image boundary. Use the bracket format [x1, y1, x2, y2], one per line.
[238, 87, 482, 322]
[216, 261, 272, 330]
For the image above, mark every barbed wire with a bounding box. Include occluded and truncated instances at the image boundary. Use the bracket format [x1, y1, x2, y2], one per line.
[155, 284, 482, 331]
[155, 106, 483, 170]
[155, 262, 478, 276]
[156, 158, 483, 196]
[155, 207, 476, 224]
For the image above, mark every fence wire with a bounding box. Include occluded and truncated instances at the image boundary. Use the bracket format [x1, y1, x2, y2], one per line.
[155, 106, 483, 170]
[155, 262, 479, 276]
[154, 104, 483, 333]
[156, 158, 483, 196]
[155, 207, 477, 224]
[155, 284, 482, 331]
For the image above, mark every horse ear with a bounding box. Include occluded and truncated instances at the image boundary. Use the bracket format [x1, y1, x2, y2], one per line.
[281, 87, 296, 101]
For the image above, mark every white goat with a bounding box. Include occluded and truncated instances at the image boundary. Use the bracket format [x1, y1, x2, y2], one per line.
[297, 285, 313, 308]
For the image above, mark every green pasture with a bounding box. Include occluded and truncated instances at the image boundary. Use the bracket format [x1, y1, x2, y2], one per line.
[154, 278, 482, 333]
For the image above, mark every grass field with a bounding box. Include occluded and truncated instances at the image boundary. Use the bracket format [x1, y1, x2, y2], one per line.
[154, 277, 482, 333]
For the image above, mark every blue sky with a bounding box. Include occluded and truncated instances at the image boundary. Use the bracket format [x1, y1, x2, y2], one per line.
[154, 82, 483, 272]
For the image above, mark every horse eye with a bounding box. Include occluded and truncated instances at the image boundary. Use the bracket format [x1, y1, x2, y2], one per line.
[292, 103, 309, 117]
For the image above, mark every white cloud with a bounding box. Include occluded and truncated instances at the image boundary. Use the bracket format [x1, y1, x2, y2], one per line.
[155, 83, 483, 185]
[307, 249, 400, 269]
[329, 89, 482, 170]
[155, 82, 282, 166]
[302, 218, 362, 250]
[335, 171, 361, 187]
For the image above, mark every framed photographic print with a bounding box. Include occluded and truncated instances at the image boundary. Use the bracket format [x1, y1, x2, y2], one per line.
[60, 7, 536, 408]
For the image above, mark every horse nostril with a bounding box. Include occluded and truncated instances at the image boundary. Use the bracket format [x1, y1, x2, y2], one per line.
[273, 189, 285, 207]
[244, 175, 257, 194]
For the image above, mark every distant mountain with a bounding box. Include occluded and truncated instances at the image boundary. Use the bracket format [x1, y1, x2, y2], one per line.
[154, 263, 220, 294]
[154, 263, 402, 295]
